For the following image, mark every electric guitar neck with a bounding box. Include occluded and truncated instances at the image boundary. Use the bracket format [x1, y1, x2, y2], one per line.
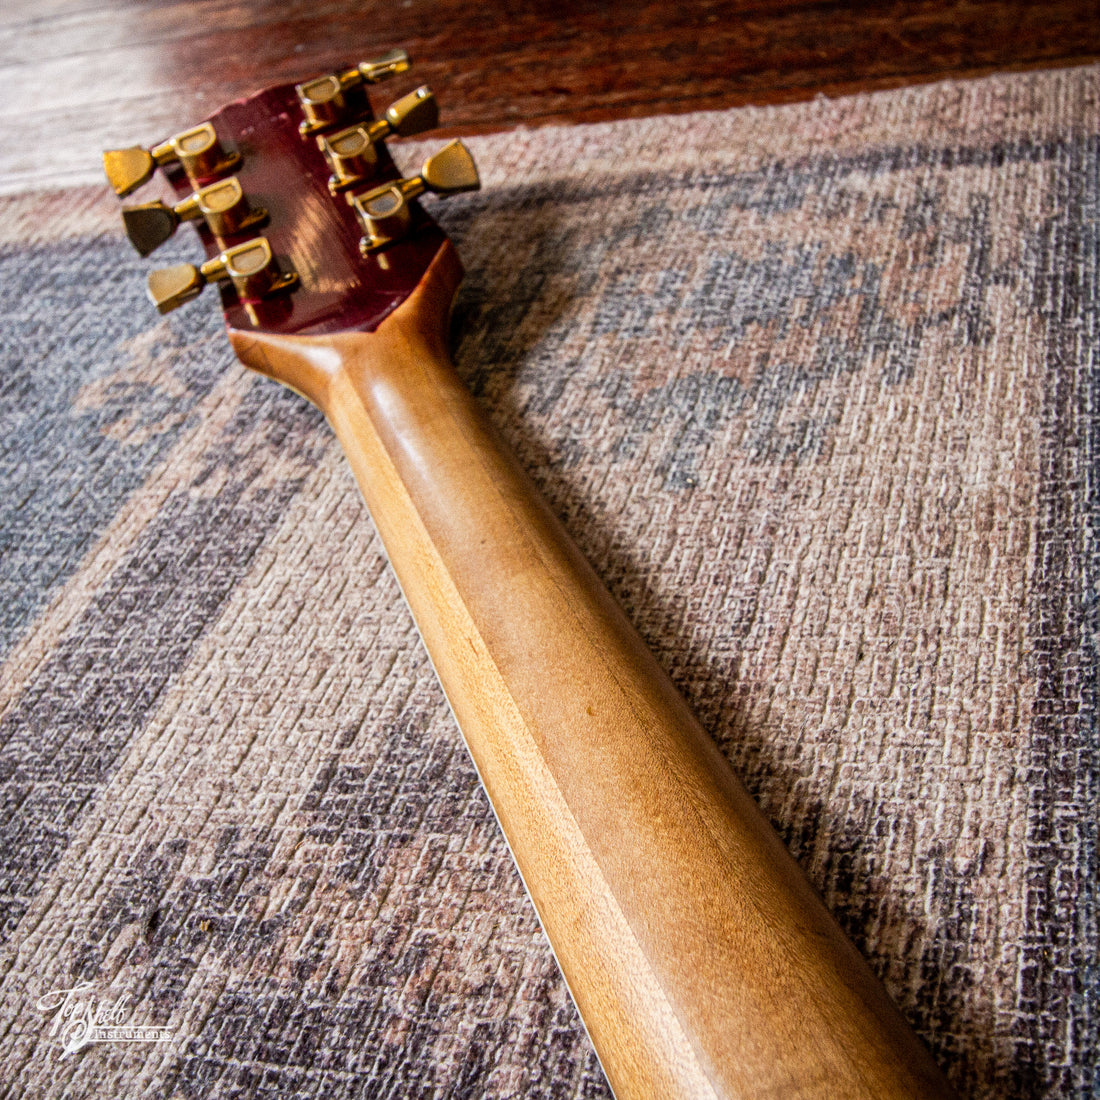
[103, 52, 956, 1099]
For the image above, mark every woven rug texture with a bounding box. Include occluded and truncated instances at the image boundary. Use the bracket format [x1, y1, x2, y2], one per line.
[0, 64, 1097, 1098]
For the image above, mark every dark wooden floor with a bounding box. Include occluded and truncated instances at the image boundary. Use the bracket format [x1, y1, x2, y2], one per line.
[2, 0, 1098, 192]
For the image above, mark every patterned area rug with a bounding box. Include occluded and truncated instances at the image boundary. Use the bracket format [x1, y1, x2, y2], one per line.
[1, 64, 1097, 1098]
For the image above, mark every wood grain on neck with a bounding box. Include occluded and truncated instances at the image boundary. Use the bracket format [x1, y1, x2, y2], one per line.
[230, 243, 956, 1099]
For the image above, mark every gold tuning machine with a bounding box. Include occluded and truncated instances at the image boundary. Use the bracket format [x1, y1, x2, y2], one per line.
[147, 237, 297, 315]
[296, 48, 411, 136]
[103, 122, 240, 197]
[122, 177, 266, 256]
[351, 140, 479, 254]
[320, 86, 439, 193]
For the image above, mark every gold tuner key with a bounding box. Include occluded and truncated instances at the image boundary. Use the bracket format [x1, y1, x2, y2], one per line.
[296, 48, 411, 136]
[320, 125, 379, 194]
[147, 237, 297, 315]
[104, 122, 240, 197]
[380, 86, 439, 137]
[122, 177, 266, 256]
[321, 87, 439, 193]
[351, 139, 479, 254]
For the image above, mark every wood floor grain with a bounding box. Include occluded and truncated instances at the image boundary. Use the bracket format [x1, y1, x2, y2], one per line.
[2, 1, 1098, 190]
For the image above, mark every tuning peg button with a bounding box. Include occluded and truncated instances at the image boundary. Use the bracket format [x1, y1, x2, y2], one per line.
[147, 263, 206, 314]
[321, 86, 439, 193]
[147, 237, 297, 315]
[381, 86, 439, 138]
[103, 146, 161, 199]
[122, 177, 266, 256]
[297, 48, 411, 136]
[104, 122, 240, 197]
[350, 139, 479, 254]
[357, 49, 412, 84]
[419, 139, 481, 194]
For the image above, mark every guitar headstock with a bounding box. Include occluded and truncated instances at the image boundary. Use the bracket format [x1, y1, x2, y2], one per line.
[103, 50, 479, 338]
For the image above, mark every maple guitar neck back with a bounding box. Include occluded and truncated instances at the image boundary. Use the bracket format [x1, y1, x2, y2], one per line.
[104, 55, 957, 1099]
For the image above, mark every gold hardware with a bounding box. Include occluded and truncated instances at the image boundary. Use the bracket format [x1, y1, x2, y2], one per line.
[321, 86, 439, 193]
[380, 85, 439, 137]
[296, 48, 411, 135]
[351, 140, 479, 254]
[147, 263, 205, 314]
[103, 122, 240, 197]
[320, 126, 379, 194]
[358, 50, 412, 84]
[103, 147, 160, 198]
[121, 203, 178, 257]
[121, 177, 266, 256]
[147, 237, 297, 314]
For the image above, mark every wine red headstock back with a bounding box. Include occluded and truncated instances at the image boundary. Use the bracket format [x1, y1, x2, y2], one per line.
[104, 52, 476, 339]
